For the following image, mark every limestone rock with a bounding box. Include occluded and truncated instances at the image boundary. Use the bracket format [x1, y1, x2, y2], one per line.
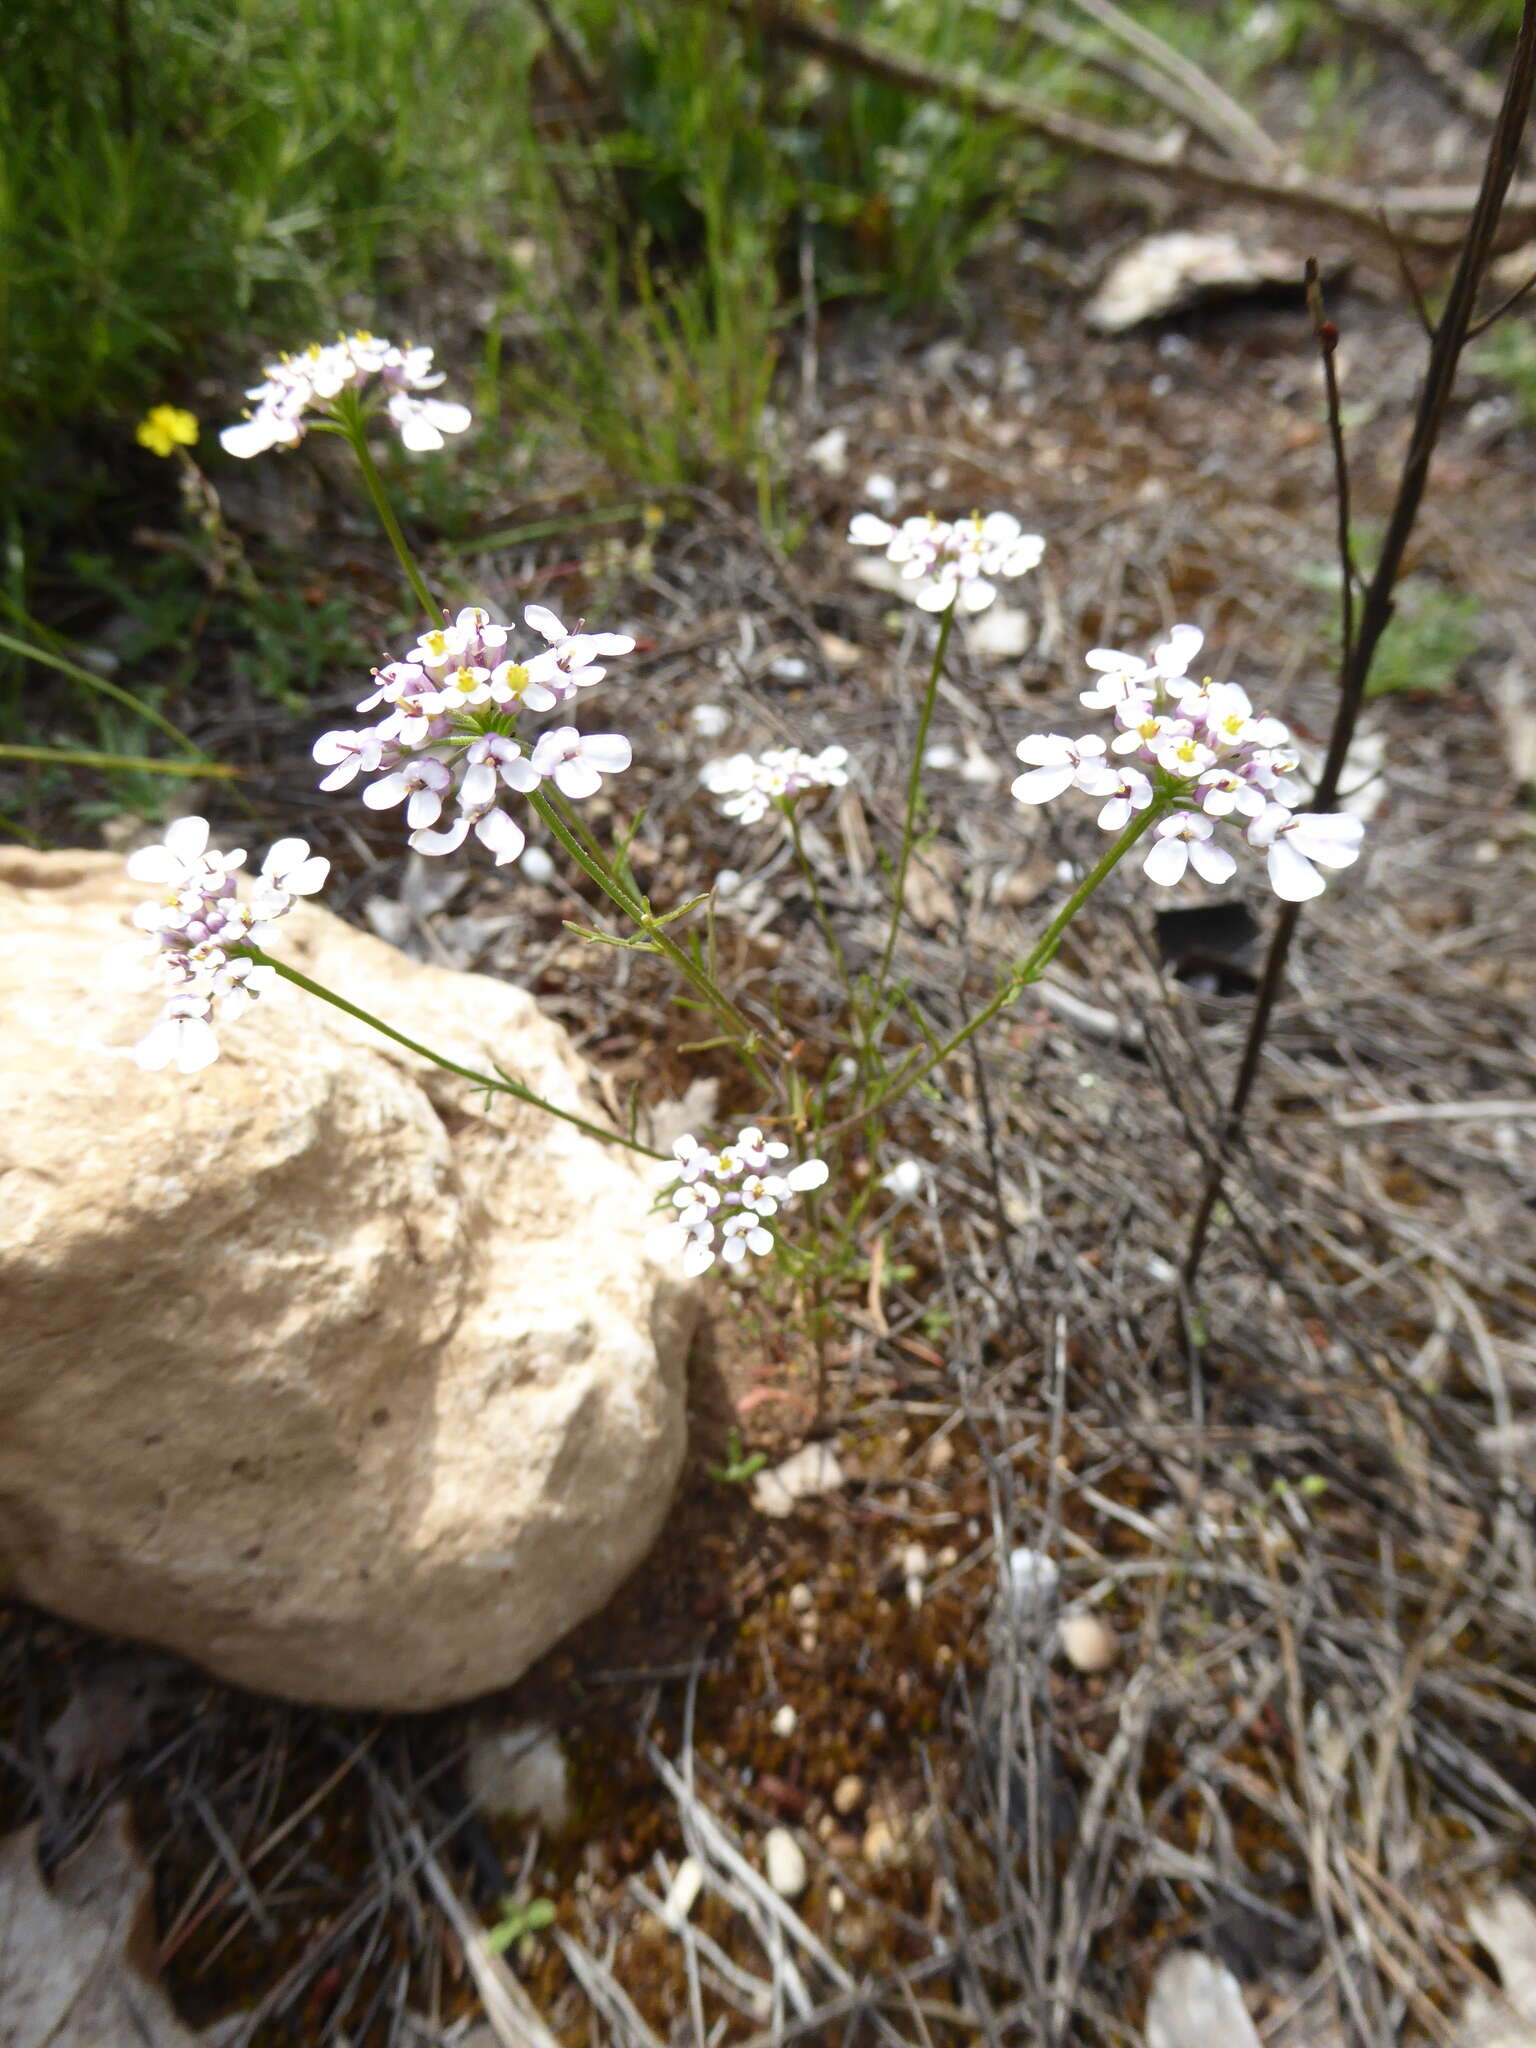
[1085, 228, 1347, 334]
[0, 849, 696, 1710]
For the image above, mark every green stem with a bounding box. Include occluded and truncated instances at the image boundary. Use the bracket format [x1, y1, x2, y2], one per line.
[252, 950, 662, 1159]
[338, 409, 440, 624]
[0, 743, 239, 777]
[0, 627, 211, 760]
[876, 599, 955, 996]
[528, 785, 651, 927]
[528, 787, 780, 1085]
[850, 799, 1167, 1129]
[786, 802, 856, 1008]
[547, 786, 645, 917]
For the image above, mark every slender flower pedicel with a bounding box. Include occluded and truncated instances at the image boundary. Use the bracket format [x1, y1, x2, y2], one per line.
[128, 816, 328, 1072]
[219, 334, 471, 459]
[1010, 625, 1365, 902]
[661, 1128, 830, 1277]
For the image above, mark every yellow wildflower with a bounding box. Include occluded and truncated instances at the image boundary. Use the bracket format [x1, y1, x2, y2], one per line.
[136, 406, 199, 458]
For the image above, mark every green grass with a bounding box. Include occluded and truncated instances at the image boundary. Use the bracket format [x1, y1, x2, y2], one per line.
[6, 0, 1513, 814]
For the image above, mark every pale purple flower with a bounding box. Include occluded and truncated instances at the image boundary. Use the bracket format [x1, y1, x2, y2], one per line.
[1010, 733, 1113, 806]
[220, 333, 470, 459]
[386, 390, 472, 452]
[316, 603, 637, 867]
[133, 994, 221, 1075]
[1143, 813, 1237, 888]
[363, 757, 454, 830]
[1019, 619, 1357, 901]
[313, 728, 386, 790]
[1246, 806, 1364, 901]
[702, 746, 849, 825]
[528, 727, 632, 801]
[849, 509, 1043, 614]
[1094, 765, 1154, 832]
[1150, 726, 1218, 780]
[524, 605, 636, 701]
[128, 818, 325, 1072]
[657, 1131, 828, 1276]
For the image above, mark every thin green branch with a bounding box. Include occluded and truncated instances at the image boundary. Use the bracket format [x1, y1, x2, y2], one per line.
[0, 743, 239, 777]
[253, 950, 663, 1158]
[876, 599, 955, 997]
[337, 406, 441, 623]
[845, 799, 1166, 1130]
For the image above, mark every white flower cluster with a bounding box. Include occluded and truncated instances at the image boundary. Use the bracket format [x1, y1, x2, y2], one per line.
[661, 1127, 830, 1277]
[1011, 625, 1365, 901]
[219, 332, 471, 459]
[702, 745, 850, 825]
[314, 604, 636, 866]
[848, 509, 1044, 613]
[128, 816, 328, 1074]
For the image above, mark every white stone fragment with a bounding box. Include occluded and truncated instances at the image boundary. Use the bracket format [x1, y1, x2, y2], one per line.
[763, 1826, 808, 1899]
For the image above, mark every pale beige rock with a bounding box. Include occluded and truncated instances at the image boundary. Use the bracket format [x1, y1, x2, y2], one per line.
[0, 850, 696, 1710]
[1058, 1611, 1120, 1674]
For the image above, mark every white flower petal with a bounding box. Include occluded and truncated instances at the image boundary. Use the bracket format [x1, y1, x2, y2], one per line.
[848, 513, 895, 546]
[579, 733, 632, 775]
[1143, 837, 1189, 887]
[1266, 839, 1325, 901]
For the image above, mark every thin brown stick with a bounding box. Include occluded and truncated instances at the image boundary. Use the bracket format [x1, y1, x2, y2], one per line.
[964, 0, 1266, 161]
[1181, 0, 1536, 1288]
[1320, 0, 1505, 129]
[726, 0, 1536, 252]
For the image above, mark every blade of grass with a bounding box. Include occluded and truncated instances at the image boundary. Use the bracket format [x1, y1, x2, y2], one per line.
[0, 743, 239, 777]
[0, 627, 212, 760]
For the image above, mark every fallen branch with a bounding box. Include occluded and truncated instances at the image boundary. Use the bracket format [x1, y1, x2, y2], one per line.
[965, 0, 1265, 164]
[1321, 0, 1506, 130]
[726, 0, 1536, 251]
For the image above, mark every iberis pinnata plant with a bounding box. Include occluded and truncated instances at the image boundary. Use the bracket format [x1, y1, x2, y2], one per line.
[313, 604, 635, 866]
[128, 816, 328, 1073]
[848, 509, 1044, 613]
[220, 333, 471, 459]
[1010, 625, 1365, 902]
[126, 334, 1381, 1298]
[702, 745, 850, 825]
[661, 1129, 830, 1277]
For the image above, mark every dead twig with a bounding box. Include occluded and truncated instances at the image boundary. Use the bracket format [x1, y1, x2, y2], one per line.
[1182, 0, 1536, 1287]
[724, 0, 1536, 251]
[1321, 0, 1506, 129]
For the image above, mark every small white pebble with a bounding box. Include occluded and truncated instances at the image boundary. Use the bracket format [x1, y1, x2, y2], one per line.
[771, 1703, 798, 1739]
[903, 1542, 928, 1609]
[1007, 1546, 1060, 1621]
[788, 1583, 815, 1614]
[714, 868, 742, 897]
[880, 1159, 925, 1199]
[863, 471, 898, 506]
[764, 1826, 808, 1899]
[661, 1854, 705, 1929]
[690, 702, 731, 739]
[519, 845, 555, 885]
[832, 1774, 866, 1817]
[1058, 1610, 1119, 1673]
